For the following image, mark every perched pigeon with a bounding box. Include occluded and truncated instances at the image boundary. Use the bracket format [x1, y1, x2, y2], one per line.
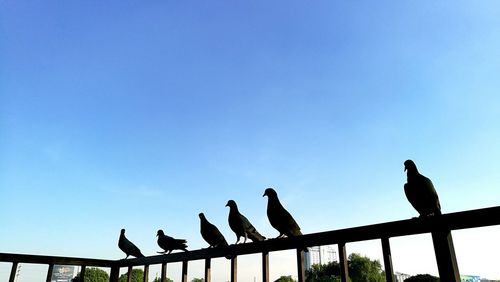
[404, 160, 442, 217]
[156, 229, 188, 254]
[263, 188, 302, 238]
[199, 213, 229, 248]
[226, 200, 266, 244]
[118, 229, 145, 259]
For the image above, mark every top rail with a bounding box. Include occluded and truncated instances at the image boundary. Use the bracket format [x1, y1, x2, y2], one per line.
[1, 205, 499, 269]
[116, 205, 500, 266]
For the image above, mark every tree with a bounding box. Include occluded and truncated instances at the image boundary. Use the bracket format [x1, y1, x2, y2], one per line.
[306, 261, 342, 282]
[152, 277, 174, 282]
[404, 274, 439, 282]
[191, 279, 204, 282]
[72, 267, 109, 282]
[348, 253, 384, 282]
[118, 268, 144, 282]
[274, 275, 297, 282]
[305, 253, 384, 282]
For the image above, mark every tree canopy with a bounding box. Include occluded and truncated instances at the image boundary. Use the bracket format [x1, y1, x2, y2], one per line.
[152, 277, 174, 282]
[72, 267, 109, 282]
[274, 275, 297, 282]
[306, 253, 385, 282]
[404, 274, 439, 282]
[118, 268, 144, 282]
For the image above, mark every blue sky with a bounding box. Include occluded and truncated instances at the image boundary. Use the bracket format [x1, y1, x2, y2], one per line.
[1, 1, 500, 280]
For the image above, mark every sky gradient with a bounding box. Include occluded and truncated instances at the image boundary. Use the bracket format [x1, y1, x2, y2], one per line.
[1, 1, 500, 281]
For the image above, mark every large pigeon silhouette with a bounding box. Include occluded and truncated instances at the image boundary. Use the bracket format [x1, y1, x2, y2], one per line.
[156, 229, 188, 254]
[118, 229, 145, 259]
[199, 212, 229, 248]
[226, 200, 266, 244]
[404, 159, 441, 217]
[263, 188, 302, 238]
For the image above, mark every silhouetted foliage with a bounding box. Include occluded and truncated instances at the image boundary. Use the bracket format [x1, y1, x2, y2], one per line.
[306, 261, 343, 282]
[152, 277, 174, 282]
[306, 253, 384, 282]
[118, 268, 144, 282]
[404, 274, 439, 282]
[274, 275, 297, 282]
[348, 253, 384, 282]
[191, 278, 204, 282]
[72, 267, 109, 282]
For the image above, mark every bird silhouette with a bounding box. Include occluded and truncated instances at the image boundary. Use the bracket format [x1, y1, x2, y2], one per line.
[156, 229, 188, 254]
[118, 229, 145, 259]
[263, 188, 302, 238]
[404, 160, 441, 217]
[226, 200, 266, 244]
[199, 213, 229, 248]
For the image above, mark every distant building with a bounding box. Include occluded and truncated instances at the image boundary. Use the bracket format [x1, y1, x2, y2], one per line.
[461, 275, 481, 282]
[50, 265, 77, 282]
[394, 272, 411, 282]
[305, 245, 338, 270]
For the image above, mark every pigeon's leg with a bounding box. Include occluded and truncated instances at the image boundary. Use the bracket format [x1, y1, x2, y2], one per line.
[243, 233, 248, 244]
[234, 236, 240, 244]
[275, 233, 285, 239]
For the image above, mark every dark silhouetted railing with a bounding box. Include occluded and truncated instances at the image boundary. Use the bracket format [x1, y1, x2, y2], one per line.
[2, 206, 500, 282]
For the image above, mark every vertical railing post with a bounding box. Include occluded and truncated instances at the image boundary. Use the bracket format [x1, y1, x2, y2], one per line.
[231, 256, 238, 282]
[161, 263, 167, 282]
[204, 258, 211, 282]
[381, 237, 394, 282]
[262, 251, 269, 282]
[296, 249, 305, 282]
[80, 265, 87, 282]
[46, 264, 54, 282]
[127, 266, 133, 282]
[181, 260, 188, 282]
[143, 265, 149, 282]
[110, 265, 120, 282]
[9, 262, 18, 282]
[338, 242, 349, 282]
[432, 229, 460, 281]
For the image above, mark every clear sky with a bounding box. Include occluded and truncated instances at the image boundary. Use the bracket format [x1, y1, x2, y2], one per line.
[1, 1, 500, 281]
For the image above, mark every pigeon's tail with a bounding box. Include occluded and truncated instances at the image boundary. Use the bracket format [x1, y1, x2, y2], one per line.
[247, 230, 266, 242]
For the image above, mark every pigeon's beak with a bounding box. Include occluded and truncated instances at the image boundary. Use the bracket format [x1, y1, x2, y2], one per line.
[404, 167, 407, 172]
[262, 192, 266, 197]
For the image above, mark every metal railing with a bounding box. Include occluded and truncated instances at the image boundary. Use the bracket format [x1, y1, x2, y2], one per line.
[2, 206, 499, 282]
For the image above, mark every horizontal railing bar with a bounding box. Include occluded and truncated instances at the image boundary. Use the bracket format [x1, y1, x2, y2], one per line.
[0, 253, 115, 267]
[118, 206, 500, 266]
[2, 206, 499, 268]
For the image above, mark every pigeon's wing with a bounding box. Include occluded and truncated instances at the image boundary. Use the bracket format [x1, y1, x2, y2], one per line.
[202, 220, 228, 247]
[240, 214, 266, 241]
[268, 200, 301, 237]
[157, 235, 172, 251]
[282, 209, 302, 236]
[120, 237, 144, 258]
[404, 182, 421, 213]
[420, 176, 441, 214]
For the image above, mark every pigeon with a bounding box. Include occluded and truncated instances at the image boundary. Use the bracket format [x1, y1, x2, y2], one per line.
[118, 229, 145, 259]
[199, 213, 229, 248]
[156, 229, 188, 254]
[226, 200, 266, 244]
[404, 160, 442, 217]
[263, 188, 302, 238]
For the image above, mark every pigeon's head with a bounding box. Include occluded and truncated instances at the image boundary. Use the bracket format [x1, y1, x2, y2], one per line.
[120, 229, 126, 235]
[156, 229, 165, 237]
[225, 200, 237, 208]
[263, 188, 278, 198]
[404, 160, 418, 173]
[199, 213, 206, 219]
